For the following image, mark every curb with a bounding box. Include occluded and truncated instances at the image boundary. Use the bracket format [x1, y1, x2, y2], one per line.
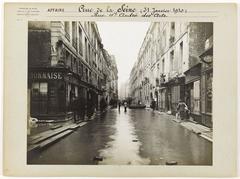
[27, 122, 88, 153]
[27, 107, 107, 153]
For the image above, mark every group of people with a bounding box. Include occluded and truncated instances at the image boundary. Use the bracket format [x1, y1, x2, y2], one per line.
[150, 99, 190, 120]
[118, 101, 128, 112]
[70, 96, 95, 123]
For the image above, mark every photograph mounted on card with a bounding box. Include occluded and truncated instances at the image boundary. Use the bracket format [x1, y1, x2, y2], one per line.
[3, 2, 237, 177]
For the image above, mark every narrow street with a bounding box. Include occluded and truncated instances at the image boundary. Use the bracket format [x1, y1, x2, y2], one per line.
[28, 108, 212, 165]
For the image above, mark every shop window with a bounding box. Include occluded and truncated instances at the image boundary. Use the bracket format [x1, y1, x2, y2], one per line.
[193, 80, 200, 114]
[31, 82, 48, 96]
[40, 83, 48, 94]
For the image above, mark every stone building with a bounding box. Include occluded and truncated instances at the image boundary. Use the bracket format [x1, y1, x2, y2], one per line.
[129, 22, 213, 127]
[28, 21, 118, 121]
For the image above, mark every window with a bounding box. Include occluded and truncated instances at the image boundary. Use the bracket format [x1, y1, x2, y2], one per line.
[170, 51, 174, 71]
[64, 22, 70, 41]
[171, 22, 175, 30]
[180, 42, 183, 71]
[170, 22, 175, 44]
[32, 82, 48, 96]
[88, 44, 91, 64]
[162, 30, 166, 49]
[66, 50, 71, 68]
[78, 27, 83, 55]
[170, 22, 175, 36]
[72, 22, 77, 49]
[193, 80, 200, 114]
[162, 58, 165, 73]
[86, 68, 88, 82]
[85, 38, 88, 62]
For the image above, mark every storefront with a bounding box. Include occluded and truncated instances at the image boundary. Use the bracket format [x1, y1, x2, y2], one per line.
[165, 77, 185, 114]
[199, 36, 213, 128]
[184, 63, 201, 123]
[28, 67, 89, 121]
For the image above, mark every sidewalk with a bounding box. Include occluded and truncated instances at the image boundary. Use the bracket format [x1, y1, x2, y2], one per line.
[152, 110, 213, 142]
[173, 118, 212, 142]
[27, 121, 88, 153]
[28, 108, 110, 153]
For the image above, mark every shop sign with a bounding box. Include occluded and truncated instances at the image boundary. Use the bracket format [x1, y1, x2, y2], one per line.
[30, 72, 63, 80]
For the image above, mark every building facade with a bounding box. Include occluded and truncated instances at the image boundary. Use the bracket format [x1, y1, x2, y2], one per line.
[129, 22, 213, 127]
[28, 21, 118, 121]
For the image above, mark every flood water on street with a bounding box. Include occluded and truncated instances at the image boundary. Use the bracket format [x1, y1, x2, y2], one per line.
[28, 108, 212, 165]
[98, 110, 150, 165]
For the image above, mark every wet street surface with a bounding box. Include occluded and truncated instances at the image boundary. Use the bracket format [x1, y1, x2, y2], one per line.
[28, 108, 212, 165]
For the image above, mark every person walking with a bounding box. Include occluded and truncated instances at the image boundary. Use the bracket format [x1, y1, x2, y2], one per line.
[118, 101, 121, 111]
[124, 101, 128, 112]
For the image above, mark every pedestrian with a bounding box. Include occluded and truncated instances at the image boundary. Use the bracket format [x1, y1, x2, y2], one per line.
[151, 99, 156, 111]
[118, 101, 121, 111]
[124, 101, 128, 112]
[176, 100, 189, 120]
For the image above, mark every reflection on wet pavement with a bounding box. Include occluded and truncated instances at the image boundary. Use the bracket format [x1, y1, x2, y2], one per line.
[98, 109, 150, 165]
[28, 108, 212, 165]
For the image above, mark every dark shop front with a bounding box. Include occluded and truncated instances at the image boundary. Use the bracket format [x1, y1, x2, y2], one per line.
[28, 67, 79, 121]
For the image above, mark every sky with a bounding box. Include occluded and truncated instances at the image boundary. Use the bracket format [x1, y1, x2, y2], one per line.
[96, 22, 150, 87]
